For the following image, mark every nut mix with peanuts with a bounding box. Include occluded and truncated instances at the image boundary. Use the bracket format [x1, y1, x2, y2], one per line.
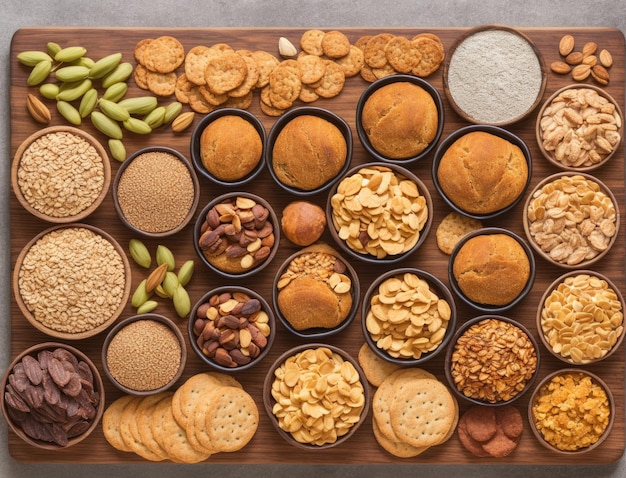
[539, 86, 622, 168]
[269, 346, 366, 446]
[540, 273, 624, 364]
[330, 165, 429, 259]
[365, 272, 452, 360]
[526, 174, 618, 265]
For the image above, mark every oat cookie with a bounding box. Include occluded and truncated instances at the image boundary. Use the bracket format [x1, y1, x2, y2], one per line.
[335, 45, 365, 77]
[385, 36, 421, 74]
[146, 70, 177, 96]
[436, 211, 483, 255]
[321, 30, 351, 59]
[133, 38, 154, 66]
[144, 35, 185, 73]
[364, 33, 395, 68]
[223, 90, 254, 109]
[372, 62, 397, 80]
[133, 63, 149, 90]
[228, 54, 260, 98]
[184, 45, 214, 85]
[314, 59, 345, 98]
[300, 29, 326, 56]
[174, 73, 194, 103]
[204, 50, 248, 94]
[187, 86, 217, 113]
[198, 84, 229, 106]
[299, 83, 320, 103]
[411, 36, 445, 77]
[268, 59, 302, 109]
[252, 50, 280, 88]
[297, 54, 326, 85]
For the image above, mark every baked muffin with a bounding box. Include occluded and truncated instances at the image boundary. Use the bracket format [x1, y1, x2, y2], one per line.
[453, 233, 530, 306]
[276, 245, 353, 331]
[200, 115, 263, 181]
[361, 81, 438, 159]
[271, 115, 348, 191]
[281, 200, 326, 246]
[437, 131, 528, 215]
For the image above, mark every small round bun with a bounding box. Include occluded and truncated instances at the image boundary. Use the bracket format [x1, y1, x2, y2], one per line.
[281, 200, 327, 246]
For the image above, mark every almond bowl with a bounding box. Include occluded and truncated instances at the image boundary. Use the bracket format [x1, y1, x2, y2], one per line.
[1, 342, 105, 449]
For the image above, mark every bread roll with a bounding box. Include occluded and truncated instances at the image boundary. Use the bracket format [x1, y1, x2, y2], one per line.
[281, 200, 327, 246]
[361, 81, 438, 159]
[452, 233, 530, 306]
[437, 131, 528, 215]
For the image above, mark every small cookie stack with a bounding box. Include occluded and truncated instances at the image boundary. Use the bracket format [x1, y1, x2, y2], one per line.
[457, 405, 523, 457]
[102, 372, 258, 463]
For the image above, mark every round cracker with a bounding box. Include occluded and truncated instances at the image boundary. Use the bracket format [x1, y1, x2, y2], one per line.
[144, 35, 185, 73]
[119, 396, 164, 461]
[204, 50, 248, 94]
[357, 342, 402, 387]
[372, 418, 429, 458]
[372, 378, 402, 442]
[160, 404, 211, 463]
[300, 29, 326, 56]
[385, 36, 421, 74]
[335, 45, 365, 78]
[102, 395, 136, 452]
[146, 70, 177, 96]
[321, 30, 351, 59]
[135, 392, 173, 461]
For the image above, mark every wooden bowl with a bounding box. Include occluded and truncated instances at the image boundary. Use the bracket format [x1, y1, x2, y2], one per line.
[188, 286, 275, 372]
[262, 343, 370, 450]
[12, 223, 131, 340]
[272, 247, 360, 339]
[443, 24, 547, 126]
[113, 146, 200, 238]
[536, 84, 623, 172]
[101, 313, 187, 396]
[528, 368, 615, 454]
[361, 267, 456, 366]
[536, 270, 625, 365]
[11, 126, 111, 223]
[523, 172, 620, 269]
[326, 162, 432, 264]
[1, 342, 105, 449]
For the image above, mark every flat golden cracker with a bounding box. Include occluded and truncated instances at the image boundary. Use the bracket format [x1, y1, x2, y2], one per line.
[268, 59, 302, 109]
[335, 45, 365, 77]
[357, 342, 401, 387]
[144, 35, 185, 73]
[228, 54, 260, 98]
[135, 392, 173, 461]
[204, 51, 248, 94]
[133, 38, 154, 66]
[102, 395, 136, 452]
[174, 73, 194, 103]
[146, 70, 177, 96]
[372, 419, 430, 458]
[411, 36, 445, 77]
[184, 45, 214, 85]
[252, 50, 280, 88]
[133, 63, 149, 90]
[314, 59, 345, 98]
[300, 29, 326, 56]
[364, 33, 395, 68]
[297, 54, 326, 85]
[160, 404, 211, 463]
[385, 36, 421, 74]
[321, 30, 351, 59]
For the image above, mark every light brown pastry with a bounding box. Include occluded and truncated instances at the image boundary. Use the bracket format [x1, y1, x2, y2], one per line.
[361, 81, 438, 159]
[281, 200, 327, 246]
[452, 233, 530, 306]
[437, 131, 528, 215]
[200, 115, 262, 181]
[271, 115, 347, 191]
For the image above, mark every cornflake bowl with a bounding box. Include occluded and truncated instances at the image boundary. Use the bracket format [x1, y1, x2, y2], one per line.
[113, 146, 200, 238]
[263, 343, 370, 450]
[536, 270, 625, 365]
[101, 314, 187, 396]
[1, 342, 105, 450]
[188, 286, 276, 372]
[536, 84, 623, 172]
[266, 106, 353, 196]
[445, 315, 540, 406]
[193, 192, 279, 279]
[326, 162, 432, 264]
[432, 124, 532, 221]
[528, 369, 614, 454]
[523, 172, 620, 269]
[12, 223, 131, 340]
[190, 108, 266, 187]
[361, 268, 456, 366]
[355, 74, 444, 165]
[11, 126, 111, 223]
[448, 227, 536, 313]
[443, 24, 547, 126]
[272, 246, 360, 339]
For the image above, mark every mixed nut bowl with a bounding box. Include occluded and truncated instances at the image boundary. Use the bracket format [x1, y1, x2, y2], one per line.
[4, 25, 625, 463]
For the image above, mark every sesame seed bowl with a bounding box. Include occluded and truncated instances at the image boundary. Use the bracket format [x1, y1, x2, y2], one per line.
[113, 146, 200, 238]
[11, 126, 111, 223]
[12, 223, 132, 341]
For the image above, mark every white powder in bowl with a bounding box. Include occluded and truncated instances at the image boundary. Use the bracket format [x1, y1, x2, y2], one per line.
[447, 29, 544, 124]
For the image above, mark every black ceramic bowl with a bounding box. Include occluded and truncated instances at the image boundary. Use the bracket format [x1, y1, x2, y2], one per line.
[361, 267, 457, 366]
[356, 74, 444, 165]
[190, 108, 266, 187]
[432, 124, 532, 221]
[266, 106, 353, 196]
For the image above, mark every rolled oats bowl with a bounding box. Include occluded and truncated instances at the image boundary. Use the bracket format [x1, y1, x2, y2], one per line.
[188, 286, 276, 371]
[326, 162, 432, 264]
[1, 342, 105, 450]
[11, 126, 111, 223]
[101, 313, 187, 396]
[361, 267, 456, 366]
[262, 344, 370, 450]
[272, 245, 360, 339]
[536, 84, 623, 172]
[523, 172, 620, 269]
[444, 315, 540, 406]
[536, 270, 625, 365]
[193, 192, 280, 279]
[528, 369, 614, 454]
[113, 146, 200, 238]
[12, 223, 131, 340]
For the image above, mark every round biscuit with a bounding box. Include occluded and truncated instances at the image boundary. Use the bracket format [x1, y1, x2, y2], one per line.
[436, 212, 483, 255]
[463, 405, 497, 442]
[385, 36, 421, 74]
[321, 30, 351, 59]
[357, 342, 402, 387]
[143, 35, 185, 73]
[119, 396, 164, 461]
[102, 394, 136, 452]
[364, 33, 394, 68]
[300, 29, 326, 56]
[135, 392, 173, 461]
[335, 45, 365, 77]
[372, 419, 429, 458]
[204, 50, 248, 94]
[160, 404, 211, 463]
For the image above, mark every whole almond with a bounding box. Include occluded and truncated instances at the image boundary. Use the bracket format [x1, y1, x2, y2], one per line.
[582, 54, 598, 66]
[571, 63, 591, 81]
[171, 111, 195, 133]
[582, 41, 598, 58]
[565, 51, 584, 65]
[599, 49, 613, 68]
[550, 61, 571, 74]
[559, 34, 575, 56]
[591, 64, 610, 85]
[145, 262, 168, 293]
[26, 93, 51, 124]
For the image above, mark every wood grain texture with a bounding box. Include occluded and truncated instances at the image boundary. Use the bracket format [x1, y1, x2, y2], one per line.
[7, 26, 625, 464]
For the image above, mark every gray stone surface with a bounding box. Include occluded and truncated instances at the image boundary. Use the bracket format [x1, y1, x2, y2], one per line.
[1, 1, 624, 477]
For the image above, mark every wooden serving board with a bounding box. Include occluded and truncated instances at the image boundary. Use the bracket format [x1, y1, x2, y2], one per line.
[7, 27, 625, 465]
